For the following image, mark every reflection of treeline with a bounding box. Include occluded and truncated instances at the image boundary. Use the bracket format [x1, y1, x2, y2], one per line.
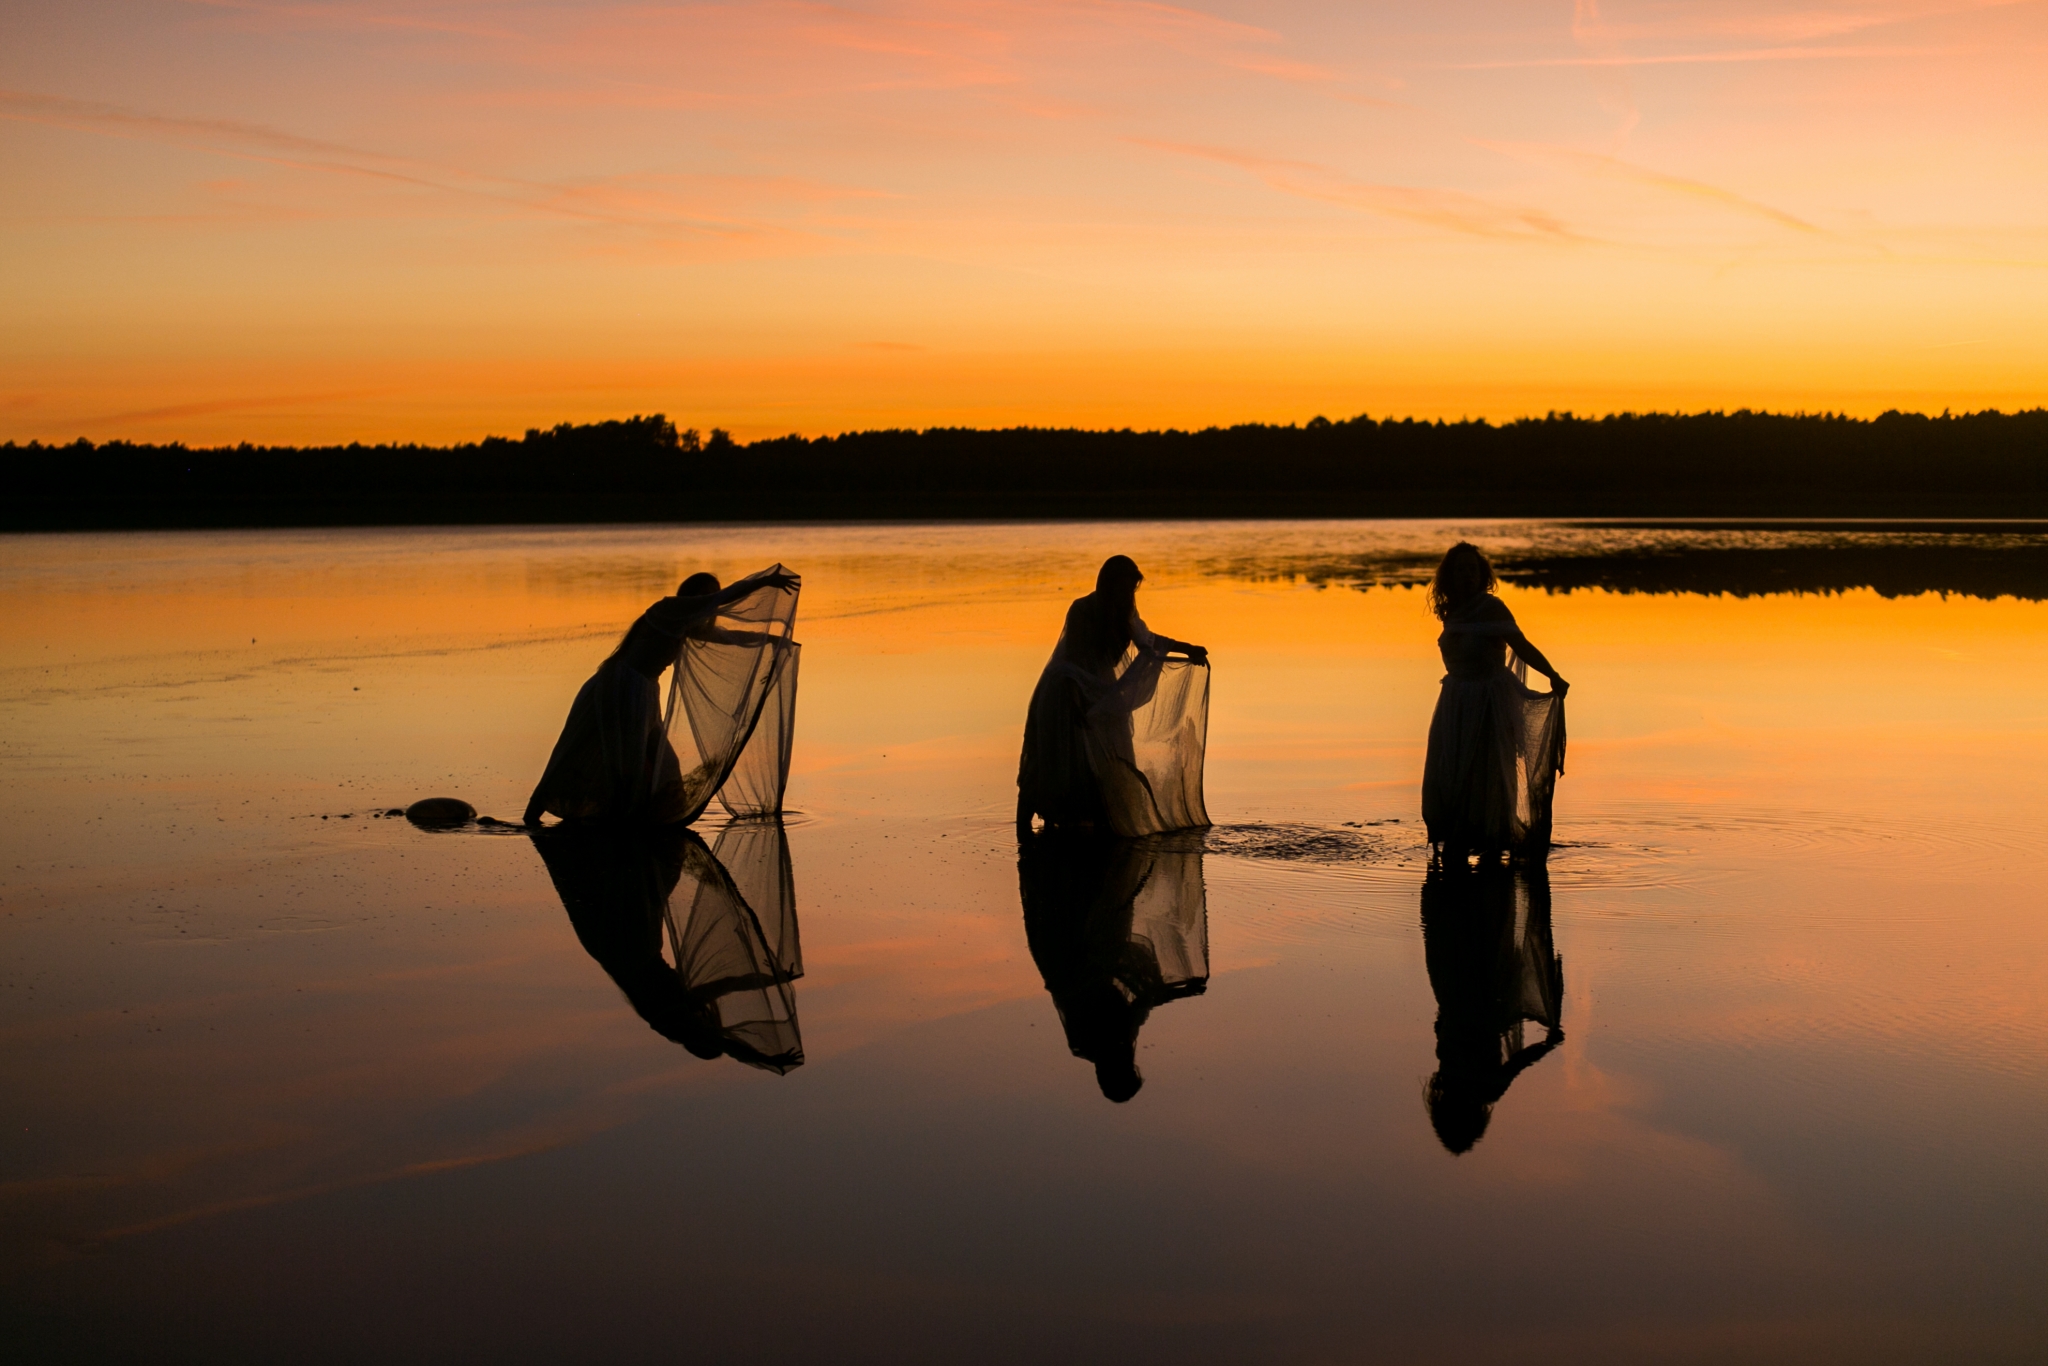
[1500, 540, 2048, 601]
[7, 409, 2048, 529]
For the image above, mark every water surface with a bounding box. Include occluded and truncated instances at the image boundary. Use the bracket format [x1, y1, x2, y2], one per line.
[3, 521, 2045, 1363]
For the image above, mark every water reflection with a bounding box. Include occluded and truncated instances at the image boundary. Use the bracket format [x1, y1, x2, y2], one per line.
[1421, 856, 1564, 1154]
[1204, 524, 2048, 602]
[530, 819, 803, 1073]
[1017, 830, 1209, 1102]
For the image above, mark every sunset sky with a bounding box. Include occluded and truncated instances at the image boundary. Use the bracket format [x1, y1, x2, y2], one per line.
[3, 0, 2045, 443]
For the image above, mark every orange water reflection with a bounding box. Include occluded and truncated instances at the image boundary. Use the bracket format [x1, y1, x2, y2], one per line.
[2, 524, 2044, 1359]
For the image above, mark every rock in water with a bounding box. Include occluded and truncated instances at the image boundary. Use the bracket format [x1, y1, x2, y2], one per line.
[405, 797, 477, 829]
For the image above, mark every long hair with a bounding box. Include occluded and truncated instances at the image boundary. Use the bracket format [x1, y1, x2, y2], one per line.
[1429, 542, 1496, 622]
[1094, 552, 1142, 614]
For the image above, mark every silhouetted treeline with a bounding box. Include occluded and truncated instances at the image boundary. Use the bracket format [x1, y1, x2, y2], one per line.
[7, 409, 2048, 530]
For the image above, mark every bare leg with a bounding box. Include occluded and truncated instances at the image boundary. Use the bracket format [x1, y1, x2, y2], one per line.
[1015, 790, 1035, 839]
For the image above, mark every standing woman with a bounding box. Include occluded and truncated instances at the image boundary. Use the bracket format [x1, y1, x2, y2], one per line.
[525, 566, 799, 828]
[1422, 543, 1569, 858]
[1017, 555, 1211, 838]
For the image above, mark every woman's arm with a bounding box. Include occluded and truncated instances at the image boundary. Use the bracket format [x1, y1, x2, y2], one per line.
[692, 625, 788, 647]
[646, 570, 802, 635]
[1132, 614, 1207, 662]
[522, 781, 548, 828]
[1507, 631, 1568, 693]
[711, 569, 798, 606]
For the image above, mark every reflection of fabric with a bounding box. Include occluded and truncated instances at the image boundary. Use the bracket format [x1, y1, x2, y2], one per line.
[1421, 596, 1565, 853]
[1019, 830, 1207, 1100]
[1421, 859, 1563, 1153]
[530, 821, 803, 1073]
[1018, 593, 1209, 836]
[533, 565, 800, 826]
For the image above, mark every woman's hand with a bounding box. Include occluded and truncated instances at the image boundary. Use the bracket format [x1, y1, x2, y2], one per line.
[1180, 644, 1209, 664]
[1550, 676, 1570, 697]
[758, 569, 799, 593]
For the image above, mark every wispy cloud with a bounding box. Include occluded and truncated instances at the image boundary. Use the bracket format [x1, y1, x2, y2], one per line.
[1481, 141, 1828, 235]
[0, 90, 857, 246]
[179, 0, 523, 41]
[1131, 137, 1587, 242]
[1446, 40, 1998, 68]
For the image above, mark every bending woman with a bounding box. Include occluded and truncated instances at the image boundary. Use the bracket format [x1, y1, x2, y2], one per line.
[1016, 555, 1211, 838]
[1421, 543, 1568, 858]
[525, 567, 798, 828]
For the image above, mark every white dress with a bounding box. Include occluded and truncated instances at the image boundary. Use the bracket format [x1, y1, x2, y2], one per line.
[1018, 593, 1210, 836]
[1420, 595, 1566, 854]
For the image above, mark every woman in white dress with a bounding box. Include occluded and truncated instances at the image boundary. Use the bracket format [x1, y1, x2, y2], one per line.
[524, 566, 799, 828]
[1016, 555, 1211, 838]
[1421, 543, 1569, 858]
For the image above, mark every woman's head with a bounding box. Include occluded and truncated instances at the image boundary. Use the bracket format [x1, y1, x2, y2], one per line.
[1095, 1056, 1144, 1103]
[1424, 1073, 1492, 1154]
[1429, 542, 1496, 621]
[1095, 555, 1144, 619]
[1096, 555, 1143, 595]
[678, 572, 720, 597]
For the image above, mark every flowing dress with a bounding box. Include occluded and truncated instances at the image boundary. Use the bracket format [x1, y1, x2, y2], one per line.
[1421, 595, 1565, 855]
[529, 565, 801, 826]
[1017, 594, 1210, 836]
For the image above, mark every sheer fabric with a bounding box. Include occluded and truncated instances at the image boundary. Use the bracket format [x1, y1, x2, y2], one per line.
[1421, 597, 1566, 854]
[1018, 597, 1210, 836]
[1420, 858, 1563, 1152]
[530, 565, 799, 827]
[530, 821, 803, 1073]
[1019, 830, 1209, 1099]
[665, 564, 802, 823]
[670, 822, 803, 1072]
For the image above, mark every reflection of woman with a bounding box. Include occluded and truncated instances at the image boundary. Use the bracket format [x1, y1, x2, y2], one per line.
[1016, 555, 1211, 838]
[1018, 829, 1208, 1102]
[1422, 543, 1568, 857]
[525, 567, 798, 828]
[1421, 856, 1563, 1154]
[529, 821, 803, 1073]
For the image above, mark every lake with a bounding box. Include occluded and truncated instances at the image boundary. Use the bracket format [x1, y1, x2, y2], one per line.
[3, 520, 2045, 1363]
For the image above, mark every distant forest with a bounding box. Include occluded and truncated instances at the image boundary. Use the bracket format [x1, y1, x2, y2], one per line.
[6, 409, 2048, 529]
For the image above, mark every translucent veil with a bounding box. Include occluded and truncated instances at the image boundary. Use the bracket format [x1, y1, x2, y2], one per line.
[669, 821, 803, 1074]
[1504, 647, 1567, 851]
[529, 820, 803, 1073]
[662, 564, 801, 823]
[1063, 643, 1211, 837]
[1111, 830, 1210, 1008]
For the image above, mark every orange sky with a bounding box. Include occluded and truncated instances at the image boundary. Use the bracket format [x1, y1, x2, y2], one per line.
[4, 0, 2046, 444]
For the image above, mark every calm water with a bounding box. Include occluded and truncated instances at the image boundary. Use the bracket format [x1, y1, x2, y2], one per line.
[3, 521, 2045, 1363]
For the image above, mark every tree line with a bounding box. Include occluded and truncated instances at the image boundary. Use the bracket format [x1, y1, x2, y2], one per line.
[6, 408, 2047, 529]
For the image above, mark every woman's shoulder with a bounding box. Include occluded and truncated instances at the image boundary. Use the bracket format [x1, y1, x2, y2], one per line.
[1445, 593, 1515, 627]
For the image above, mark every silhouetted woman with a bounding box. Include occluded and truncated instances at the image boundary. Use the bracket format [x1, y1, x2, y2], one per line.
[1016, 555, 1211, 837]
[1422, 543, 1568, 858]
[525, 566, 799, 828]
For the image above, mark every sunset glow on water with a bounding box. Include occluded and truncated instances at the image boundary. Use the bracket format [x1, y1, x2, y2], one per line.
[3, 522, 2044, 1361]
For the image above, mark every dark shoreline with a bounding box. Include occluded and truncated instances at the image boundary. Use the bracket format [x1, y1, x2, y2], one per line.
[9, 408, 2048, 531]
